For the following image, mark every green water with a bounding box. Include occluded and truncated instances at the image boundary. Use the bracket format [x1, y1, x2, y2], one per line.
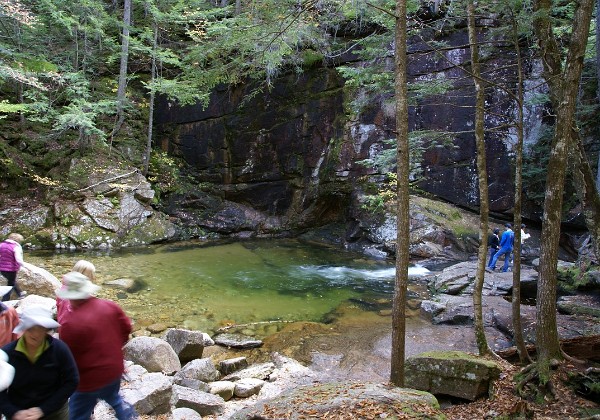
[27, 239, 425, 334]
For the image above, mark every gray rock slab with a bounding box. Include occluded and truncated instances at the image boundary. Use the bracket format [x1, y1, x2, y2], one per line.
[228, 381, 439, 419]
[214, 333, 263, 349]
[171, 384, 225, 416]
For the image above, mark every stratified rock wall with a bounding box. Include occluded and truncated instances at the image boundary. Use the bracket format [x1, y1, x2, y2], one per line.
[155, 26, 546, 248]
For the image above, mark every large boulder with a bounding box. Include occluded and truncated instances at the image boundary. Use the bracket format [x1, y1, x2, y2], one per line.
[405, 351, 501, 401]
[123, 337, 181, 374]
[121, 372, 173, 415]
[229, 381, 440, 419]
[163, 328, 210, 363]
[175, 358, 220, 384]
[15, 264, 61, 298]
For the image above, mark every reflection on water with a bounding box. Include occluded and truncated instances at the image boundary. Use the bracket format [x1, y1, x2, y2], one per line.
[27, 239, 429, 334]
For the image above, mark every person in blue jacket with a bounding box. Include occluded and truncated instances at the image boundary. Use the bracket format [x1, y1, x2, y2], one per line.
[487, 223, 514, 272]
[0, 306, 79, 420]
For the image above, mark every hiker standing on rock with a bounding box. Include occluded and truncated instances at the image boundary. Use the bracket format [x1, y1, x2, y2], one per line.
[0, 233, 30, 301]
[487, 223, 514, 273]
[487, 228, 500, 267]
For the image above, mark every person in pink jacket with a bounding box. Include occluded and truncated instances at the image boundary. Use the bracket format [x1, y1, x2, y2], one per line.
[0, 233, 29, 301]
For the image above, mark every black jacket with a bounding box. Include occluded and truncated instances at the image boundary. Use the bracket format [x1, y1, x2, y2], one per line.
[0, 335, 79, 418]
[488, 233, 500, 251]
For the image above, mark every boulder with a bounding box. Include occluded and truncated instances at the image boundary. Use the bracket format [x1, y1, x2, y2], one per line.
[171, 407, 202, 420]
[558, 294, 600, 318]
[164, 328, 209, 363]
[234, 378, 265, 398]
[427, 261, 476, 295]
[405, 351, 501, 401]
[219, 356, 249, 375]
[420, 295, 474, 325]
[214, 333, 263, 349]
[229, 381, 440, 419]
[222, 362, 275, 382]
[208, 380, 236, 401]
[123, 337, 181, 374]
[121, 372, 173, 415]
[12, 295, 57, 314]
[175, 358, 220, 384]
[171, 384, 225, 416]
[17, 264, 62, 298]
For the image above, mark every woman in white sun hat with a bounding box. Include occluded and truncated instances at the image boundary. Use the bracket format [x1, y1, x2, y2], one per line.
[0, 306, 79, 420]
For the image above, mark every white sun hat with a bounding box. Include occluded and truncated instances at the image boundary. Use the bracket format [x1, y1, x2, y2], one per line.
[56, 271, 101, 300]
[13, 306, 60, 334]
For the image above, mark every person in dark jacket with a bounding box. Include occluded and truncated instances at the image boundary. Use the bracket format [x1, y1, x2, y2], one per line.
[487, 223, 515, 272]
[0, 306, 79, 420]
[487, 228, 500, 267]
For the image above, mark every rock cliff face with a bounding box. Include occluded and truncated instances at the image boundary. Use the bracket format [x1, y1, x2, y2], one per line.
[154, 28, 544, 246]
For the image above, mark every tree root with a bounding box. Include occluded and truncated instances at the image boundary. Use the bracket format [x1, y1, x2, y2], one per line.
[516, 360, 560, 400]
[561, 348, 586, 365]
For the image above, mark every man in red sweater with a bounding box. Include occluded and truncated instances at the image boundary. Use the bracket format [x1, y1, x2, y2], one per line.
[57, 272, 137, 420]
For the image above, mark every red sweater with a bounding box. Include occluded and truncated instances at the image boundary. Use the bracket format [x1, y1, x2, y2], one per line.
[57, 297, 132, 392]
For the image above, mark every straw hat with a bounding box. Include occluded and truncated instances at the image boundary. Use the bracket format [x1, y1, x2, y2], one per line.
[56, 272, 101, 300]
[13, 306, 60, 334]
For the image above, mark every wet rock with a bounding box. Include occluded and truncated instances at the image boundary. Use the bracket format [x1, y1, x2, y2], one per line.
[103, 278, 136, 291]
[405, 351, 501, 401]
[124, 336, 181, 374]
[214, 333, 263, 349]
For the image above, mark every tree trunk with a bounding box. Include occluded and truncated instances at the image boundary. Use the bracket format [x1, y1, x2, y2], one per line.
[467, 0, 490, 356]
[143, 22, 158, 177]
[390, 0, 409, 387]
[112, 0, 132, 141]
[510, 11, 530, 364]
[532, 0, 595, 381]
[571, 134, 600, 262]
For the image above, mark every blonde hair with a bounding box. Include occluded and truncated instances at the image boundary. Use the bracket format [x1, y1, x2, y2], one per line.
[7, 233, 24, 243]
[72, 260, 96, 282]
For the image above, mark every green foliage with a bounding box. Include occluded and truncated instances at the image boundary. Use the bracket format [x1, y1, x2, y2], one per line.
[0, 101, 28, 118]
[360, 172, 397, 214]
[147, 150, 182, 199]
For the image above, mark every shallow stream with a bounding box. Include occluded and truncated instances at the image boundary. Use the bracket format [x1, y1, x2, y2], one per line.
[27, 239, 430, 335]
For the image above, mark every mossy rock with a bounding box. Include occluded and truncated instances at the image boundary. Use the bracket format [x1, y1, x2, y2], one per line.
[405, 351, 501, 401]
